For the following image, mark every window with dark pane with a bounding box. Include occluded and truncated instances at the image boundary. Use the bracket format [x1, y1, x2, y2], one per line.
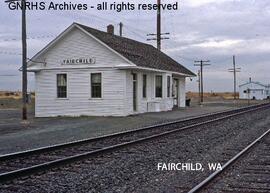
[91, 73, 102, 98]
[167, 76, 171, 97]
[155, 75, 163, 98]
[143, 74, 147, 98]
[57, 74, 67, 98]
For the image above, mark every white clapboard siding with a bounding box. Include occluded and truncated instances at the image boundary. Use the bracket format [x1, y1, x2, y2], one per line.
[179, 77, 186, 107]
[239, 82, 267, 100]
[35, 69, 126, 117]
[30, 27, 130, 70]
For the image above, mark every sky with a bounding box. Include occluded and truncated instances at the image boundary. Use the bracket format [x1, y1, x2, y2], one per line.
[0, 0, 269, 92]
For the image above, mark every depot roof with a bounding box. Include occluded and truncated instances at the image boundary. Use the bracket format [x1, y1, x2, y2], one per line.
[76, 23, 195, 76]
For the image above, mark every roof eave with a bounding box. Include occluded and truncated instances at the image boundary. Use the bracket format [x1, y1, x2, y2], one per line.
[115, 65, 195, 77]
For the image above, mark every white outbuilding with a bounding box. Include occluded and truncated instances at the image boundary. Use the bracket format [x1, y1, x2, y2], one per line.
[239, 80, 270, 100]
[28, 23, 195, 117]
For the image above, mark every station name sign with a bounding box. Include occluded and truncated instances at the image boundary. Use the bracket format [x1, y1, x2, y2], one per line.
[62, 58, 96, 65]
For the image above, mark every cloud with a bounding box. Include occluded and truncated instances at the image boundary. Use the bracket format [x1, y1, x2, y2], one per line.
[192, 39, 243, 48]
[0, 0, 270, 92]
[186, 0, 230, 7]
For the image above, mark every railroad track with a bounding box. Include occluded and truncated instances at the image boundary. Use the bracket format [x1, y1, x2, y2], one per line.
[188, 127, 270, 193]
[0, 103, 269, 183]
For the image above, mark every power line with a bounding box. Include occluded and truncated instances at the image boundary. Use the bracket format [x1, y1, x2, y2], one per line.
[75, 12, 148, 41]
[125, 28, 146, 40]
[211, 56, 232, 64]
[0, 74, 18, 77]
[0, 50, 22, 56]
[176, 55, 196, 62]
[0, 35, 56, 42]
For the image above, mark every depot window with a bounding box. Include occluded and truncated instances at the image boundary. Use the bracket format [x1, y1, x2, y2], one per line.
[57, 74, 67, 98]
[91, 73, 102, 98]
[167, 76, 171, 97]
[155, 75, 163, 98]
[143, 74, 147, 98]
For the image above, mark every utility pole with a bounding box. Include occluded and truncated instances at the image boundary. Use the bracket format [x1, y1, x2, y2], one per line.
[228, 55, 241, 100]
[194, 60, 211, 104]
[5, 0, 28, 120]
[247, 88, 250, 106]
[119, 22, 123, 37]
[146, 0, 170, 50]
[157, 0, 161, 50]
[197, 70, 201, 104]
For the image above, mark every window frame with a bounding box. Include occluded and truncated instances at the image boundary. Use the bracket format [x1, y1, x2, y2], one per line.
[142, 74, 147, 98]
[90, 73, 102, 99]
[56, 73, 68, 99]
[155, 75, 163, 98]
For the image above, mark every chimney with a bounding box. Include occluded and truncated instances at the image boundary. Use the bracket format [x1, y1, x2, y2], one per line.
[119, 22, 123, 37]
[107, 24, 114, 35]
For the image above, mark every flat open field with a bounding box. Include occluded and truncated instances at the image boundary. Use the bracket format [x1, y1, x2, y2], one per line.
[0, 91, 263, 110]
[187, 91, 238, 101]
[0, 91, 35, 110]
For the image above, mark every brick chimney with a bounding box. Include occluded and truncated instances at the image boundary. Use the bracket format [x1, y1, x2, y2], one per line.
[107, 24, 114, 35]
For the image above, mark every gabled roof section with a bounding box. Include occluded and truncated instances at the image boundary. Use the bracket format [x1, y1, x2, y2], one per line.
[75, 23, 195, 76]
[28, 23, 76, 67]
[29, 22, 195, 76]
[239, 81, 267, 88]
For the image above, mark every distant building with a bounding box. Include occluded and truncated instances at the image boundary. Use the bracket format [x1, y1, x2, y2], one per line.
[27, 23, 195, 117]
[239, 79, 270, 100]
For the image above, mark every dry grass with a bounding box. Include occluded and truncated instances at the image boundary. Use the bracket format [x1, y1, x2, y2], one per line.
[0, 91, 21, 99]
[187, 92, 239, 101]
[0, 91, 35, 109]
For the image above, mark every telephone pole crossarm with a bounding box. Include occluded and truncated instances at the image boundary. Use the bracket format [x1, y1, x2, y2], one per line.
[146, 0, 170, 51]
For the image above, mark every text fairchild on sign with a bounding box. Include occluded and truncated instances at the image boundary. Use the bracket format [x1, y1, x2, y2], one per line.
[62, 58, 96, 65]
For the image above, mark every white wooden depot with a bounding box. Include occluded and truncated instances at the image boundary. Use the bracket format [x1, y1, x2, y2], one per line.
[28, 23, 192, 117]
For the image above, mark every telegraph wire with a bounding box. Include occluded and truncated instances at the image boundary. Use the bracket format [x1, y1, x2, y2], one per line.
[176, 55, 196, 62]
[0, 74, 18, 77]
[211, 56, 232, 64]
[0, 50, 22, 56]
[124, 28, 146, 40]
[0, 13, 150, 43]
[0, 34, 56, 42]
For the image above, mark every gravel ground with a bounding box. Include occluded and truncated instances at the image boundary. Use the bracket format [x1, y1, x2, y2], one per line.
[0, 104, 240, 154]
[1, 106, 269, 193]
[201, 132, 270, 193]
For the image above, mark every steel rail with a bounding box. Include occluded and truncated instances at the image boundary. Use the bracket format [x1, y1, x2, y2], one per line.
[187, 128, 270, 193]
[0, 104, 269, 183]
[0, 103, 267, 161]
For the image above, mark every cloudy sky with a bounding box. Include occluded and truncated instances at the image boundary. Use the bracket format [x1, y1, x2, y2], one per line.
[0, 0, 269, 92]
